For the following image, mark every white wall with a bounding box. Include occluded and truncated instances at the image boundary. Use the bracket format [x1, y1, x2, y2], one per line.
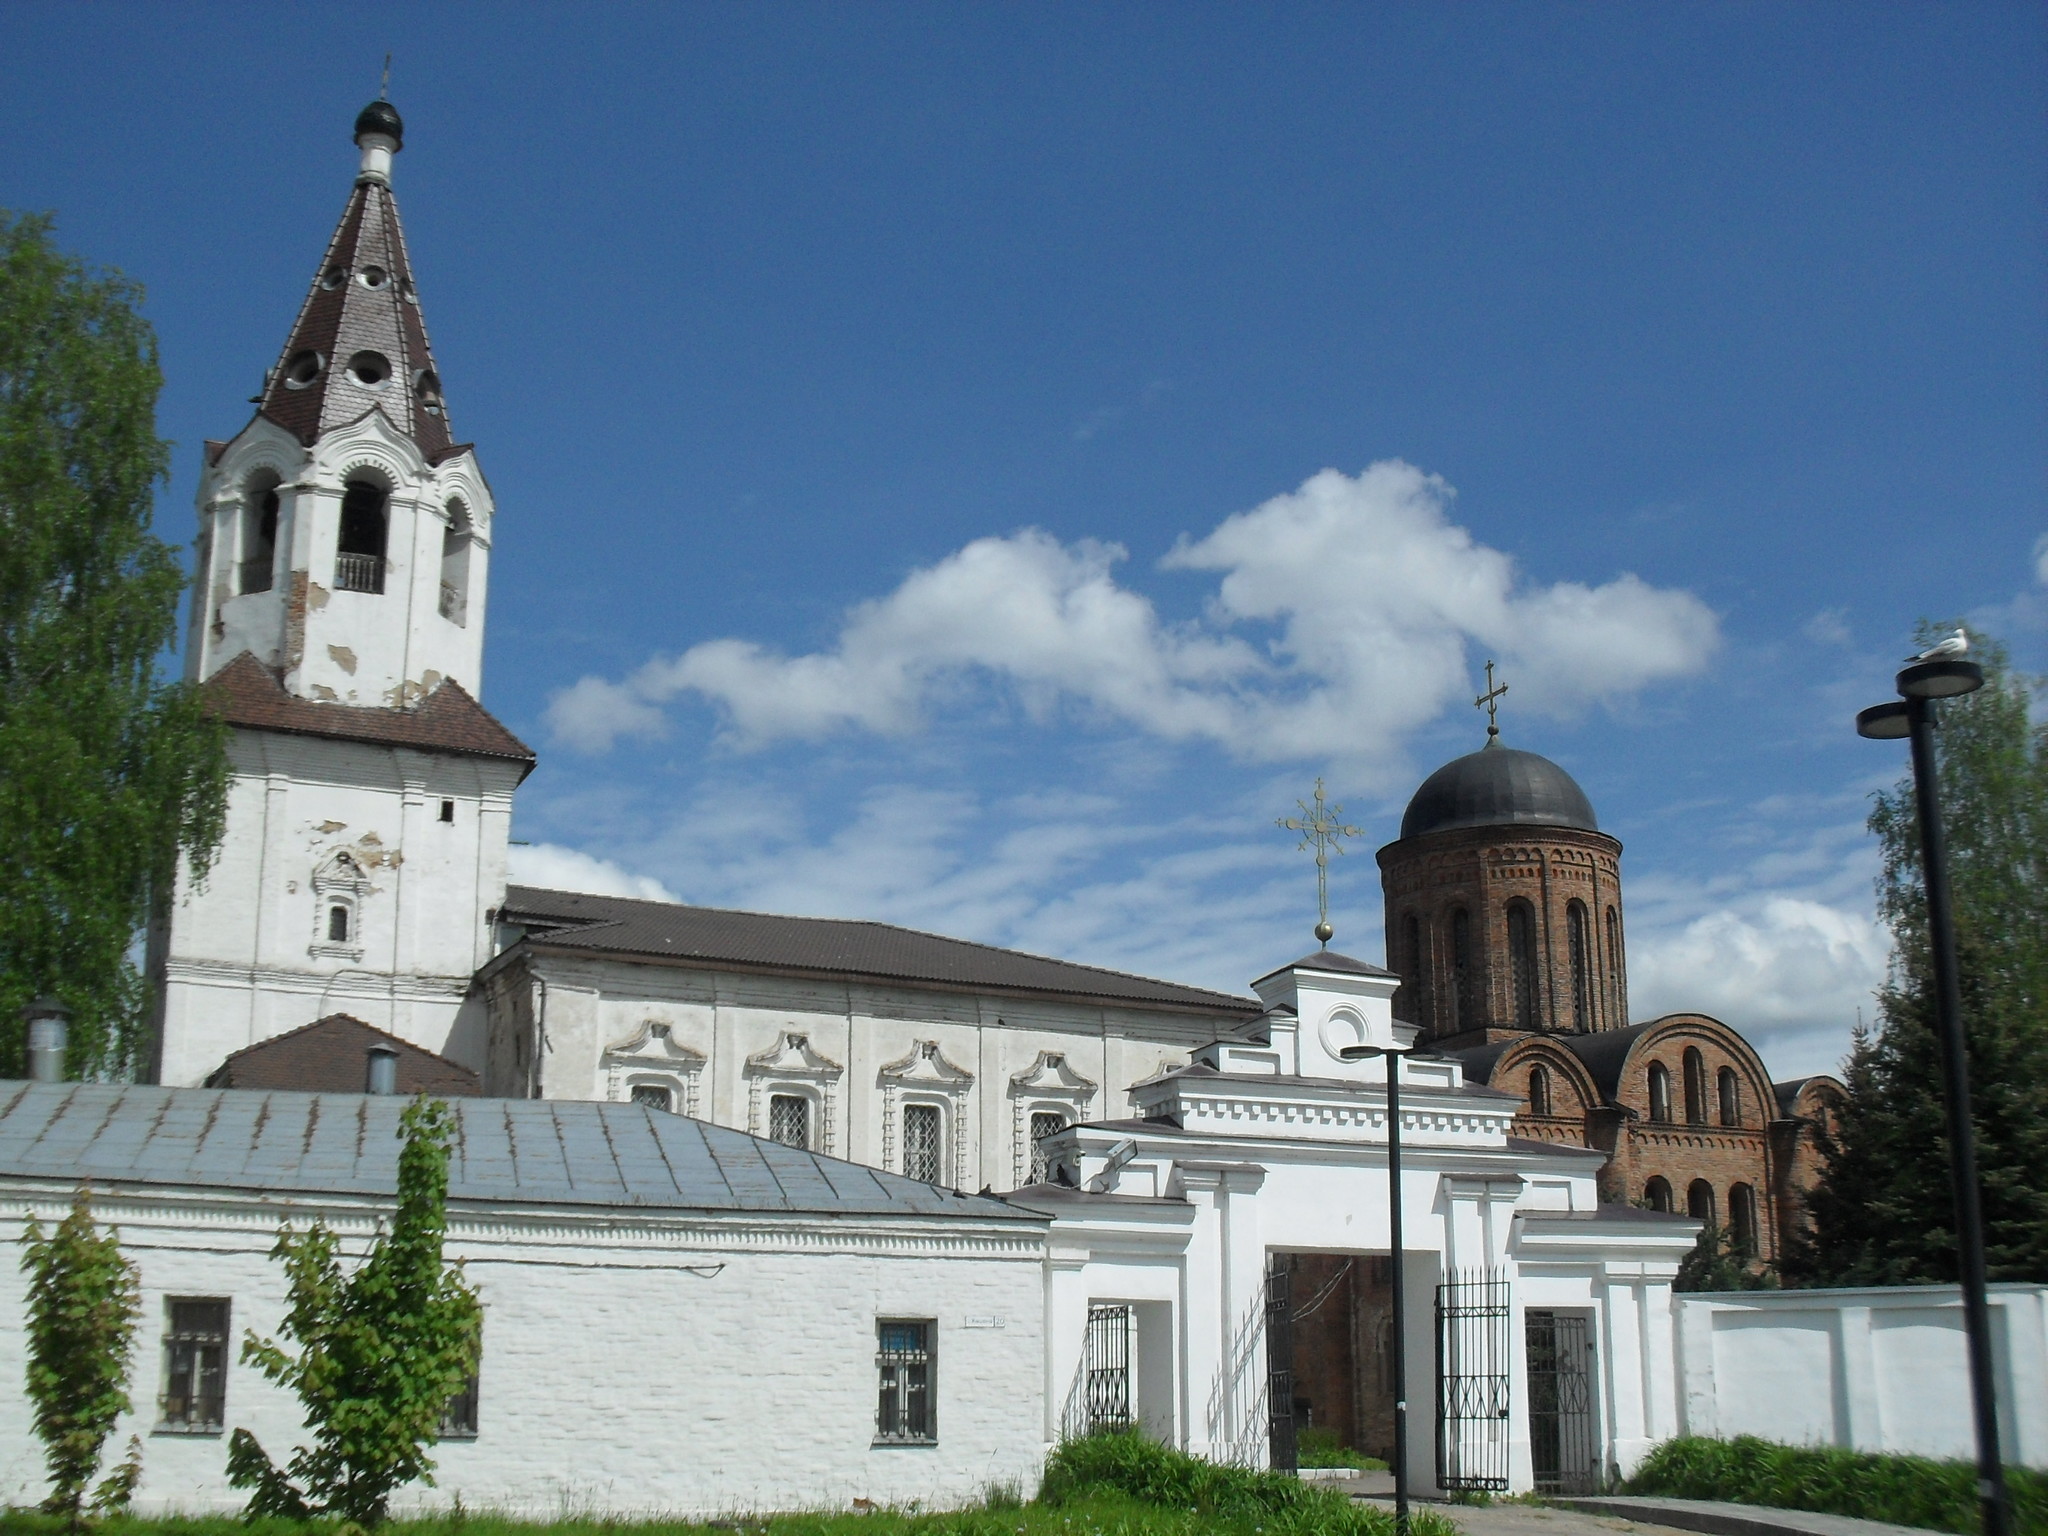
[493, 952, 1233, 1191]
[154, 730, 518, 1085]
[1677, 1284, 2048, 1467]
[0, 1185, 1047, 1516]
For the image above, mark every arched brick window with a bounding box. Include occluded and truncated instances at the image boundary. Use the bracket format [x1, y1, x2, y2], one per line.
[1644, 1176, 1673, 1213]
[1718, 1066, 1741, 1127]
[1402, 912, 1431, 1028]
[1648, 1061, 1672, 1123]
[1683, 1047, 1708, 1125]
[1450, 907, 1474, 1029]
[1506, 899, 1539, 1030]
[1528, 1063, 1552, 1118]
[1687, 1179, 1716, 1224]
[1605, 905, 1624, 1017]
[1566, 899, 1592, 1030]
[1729, 1183, 1758, 1253]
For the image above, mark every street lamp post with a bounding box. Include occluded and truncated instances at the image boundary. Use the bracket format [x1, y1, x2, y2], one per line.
[1856, 656, 2010, 1536]
[1341, 1041, 1411, 1535]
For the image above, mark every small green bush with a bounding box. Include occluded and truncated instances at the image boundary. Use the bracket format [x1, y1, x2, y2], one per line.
[1627, 1435, 2048, 1536]
[1041, 1430, 1450, 1536]
[1293, 1427, 1386, 1471]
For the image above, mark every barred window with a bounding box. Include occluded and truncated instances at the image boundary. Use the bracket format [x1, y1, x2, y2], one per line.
[770, 1093, 811, 1150]
[903, 1104, 941, 1183]
[439, 1370, 480, 1439]
[159, 1299, 230, 1432]
[1028, 1110, 1066, 1185]
[631, 1083, 673, 1112]
[875, 1320, 935, 1443]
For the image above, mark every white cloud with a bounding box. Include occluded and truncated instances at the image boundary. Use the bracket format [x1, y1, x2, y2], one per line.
[1803, 606, 1852, 647]
[1629, 896, 1886, 1079]
[546, 462, 1720, 766]
[507, 841, 678, 902]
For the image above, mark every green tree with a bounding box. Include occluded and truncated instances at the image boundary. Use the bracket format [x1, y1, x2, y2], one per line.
[1804, 629, 2048, 1284]
[228, 1097, 483, 1526]
[1675, 1221, 1779, 1293]
[0, 210, 229, 1077]
[20, 1186, 144, 1524]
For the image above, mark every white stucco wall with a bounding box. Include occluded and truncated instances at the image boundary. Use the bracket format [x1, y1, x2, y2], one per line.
[1677, 1284, 2048, 1467]
[0, 1185, 1048, 1516]
[487, 953, 1235, 1192]
[153, 729, 518, 1086]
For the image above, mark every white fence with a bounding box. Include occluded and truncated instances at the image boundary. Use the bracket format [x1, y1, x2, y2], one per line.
[1676, 1283, 2048, 1467]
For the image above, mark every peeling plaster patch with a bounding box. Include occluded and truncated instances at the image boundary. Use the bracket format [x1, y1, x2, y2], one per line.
[328, 644, 358, 674]
[306, 582, 330, 611]
[359, 832, 383, 847]
[310, 684, 340, 702]
[316, 820, 347, 834]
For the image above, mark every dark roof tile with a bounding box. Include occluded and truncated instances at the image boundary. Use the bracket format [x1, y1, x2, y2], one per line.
[206, 1014, 480, 1097]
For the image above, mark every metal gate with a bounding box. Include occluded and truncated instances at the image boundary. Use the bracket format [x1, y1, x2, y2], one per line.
[1526, 1311, 1599, 1493]
[1085, 1304, 1133, 1433]
[1435, 1271, 1511, 1492]
[1266, 1263, 1297, 1471]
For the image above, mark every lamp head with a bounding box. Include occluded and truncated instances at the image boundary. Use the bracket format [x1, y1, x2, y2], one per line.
[1896, 659, 1984, 700]
[1856, 701, 1911, 740]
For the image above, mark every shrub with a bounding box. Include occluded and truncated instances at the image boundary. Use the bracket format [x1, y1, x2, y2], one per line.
[1294, 1426, 1386, 1470]
[1041, 1430, 1449, 1536]
[1627, 1435, 2048, 1536]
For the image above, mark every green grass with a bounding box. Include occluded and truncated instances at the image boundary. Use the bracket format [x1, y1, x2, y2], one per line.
[1625, 1435, 2048, 1536]
[0, 1434, 1453, 1536]
[1292, 1428, 1387, 1472]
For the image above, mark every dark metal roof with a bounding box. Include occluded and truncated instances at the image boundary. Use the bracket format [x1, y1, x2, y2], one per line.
[1449, 1021, 1656, 1102]
[206, 1014, 480, 1097]
[0, 1082, 1037, 1222]
[205, 653, 534, 770]
[1397, 742, 1599, 840]
[354, 98, 404, 148]
[1253, 949, 1398, 986]
[500, 885, 1260, 1017]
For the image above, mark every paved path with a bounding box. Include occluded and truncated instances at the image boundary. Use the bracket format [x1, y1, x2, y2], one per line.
[1327, 1487, 1946, 1536]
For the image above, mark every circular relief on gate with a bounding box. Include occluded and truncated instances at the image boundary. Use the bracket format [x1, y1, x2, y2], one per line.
[1319, 1007, 1369, 1061]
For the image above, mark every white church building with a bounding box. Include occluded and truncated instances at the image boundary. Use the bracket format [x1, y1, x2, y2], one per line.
[12, 97, 2035, 1518]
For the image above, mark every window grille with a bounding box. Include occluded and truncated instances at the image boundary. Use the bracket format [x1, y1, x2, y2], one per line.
[903, 1103, 941, 1183]
[875, 1320, 934, 1443]
[631, 1084, 673, 1112]
[770, 1093, 811, 1149]
[1085, 1304, 1134, 1433]
[439, 1370, 480, 1439]
[159, 1298, 230, 1432]
[327, 905, 350, 943]
[1436, 1271, 1511, 1492]
[1028, 1110, 1065, 1184]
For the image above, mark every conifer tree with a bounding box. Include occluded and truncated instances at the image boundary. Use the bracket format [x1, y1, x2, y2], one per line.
[0, 211, 229, 1076]
[1803, 630, 2048, 1284]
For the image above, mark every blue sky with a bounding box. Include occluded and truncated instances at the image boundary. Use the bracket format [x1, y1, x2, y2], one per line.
[8, 3, 2044, 1077]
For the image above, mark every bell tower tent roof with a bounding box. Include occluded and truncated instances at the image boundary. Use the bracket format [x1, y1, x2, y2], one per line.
[255, 98, 455, 458]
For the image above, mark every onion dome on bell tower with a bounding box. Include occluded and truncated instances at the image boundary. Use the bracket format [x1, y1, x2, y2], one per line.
[1376, 698, 1628, 1047]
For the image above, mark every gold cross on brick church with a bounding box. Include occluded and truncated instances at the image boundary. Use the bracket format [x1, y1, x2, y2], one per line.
[1373, 665, 1842, 1261]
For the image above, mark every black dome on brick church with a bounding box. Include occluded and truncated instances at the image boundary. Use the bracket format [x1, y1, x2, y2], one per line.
[1399, 741, 1599, 840]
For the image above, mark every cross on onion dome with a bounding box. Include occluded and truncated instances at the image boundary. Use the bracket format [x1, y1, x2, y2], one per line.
[1475, 659, 1508, 742]
[1277, 777, 1361, 947]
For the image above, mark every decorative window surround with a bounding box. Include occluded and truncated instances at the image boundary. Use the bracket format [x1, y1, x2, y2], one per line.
[602, 1021, 706, 1119]
[308, 850, 370, 961]
[744, 1032, 844, 1157]
[879, 1040, 974, 1190]
[1008, 1050, 1098, 1187]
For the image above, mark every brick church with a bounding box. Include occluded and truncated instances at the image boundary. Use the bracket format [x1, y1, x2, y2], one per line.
[1377, 715, 1845, 1263]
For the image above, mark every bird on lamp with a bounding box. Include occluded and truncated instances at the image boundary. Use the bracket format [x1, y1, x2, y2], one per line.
[1906, 628, 1969, 663]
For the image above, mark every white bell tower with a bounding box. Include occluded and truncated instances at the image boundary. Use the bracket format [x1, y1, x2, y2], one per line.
[151, 101, 529, 1087]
